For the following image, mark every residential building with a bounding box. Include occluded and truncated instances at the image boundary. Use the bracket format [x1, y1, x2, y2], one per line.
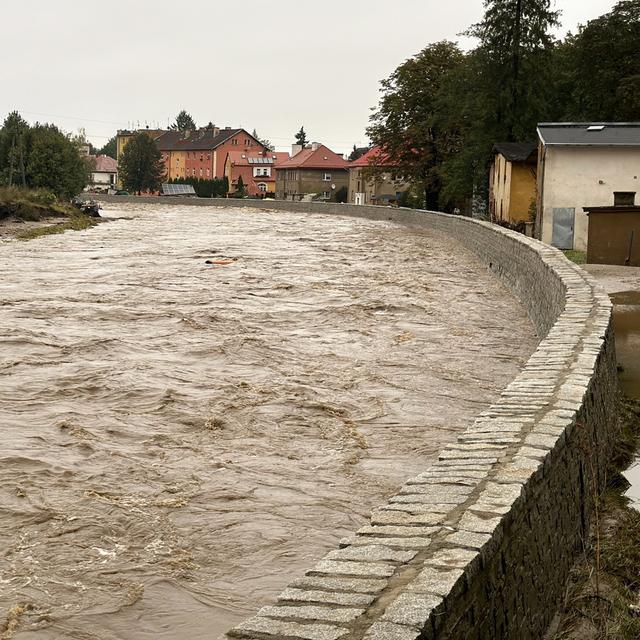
[224, 150, 290, 197]
[348, 146, 409, 206]
[275, 144, 349, 201]
[489, 142, 537, 225]
[156, 127, 265, 181]
[87, 155, 118, 191]
[536, 123, 640, 251]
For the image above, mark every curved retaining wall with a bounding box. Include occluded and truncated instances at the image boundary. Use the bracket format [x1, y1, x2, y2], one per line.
[94, 196, 618, 639]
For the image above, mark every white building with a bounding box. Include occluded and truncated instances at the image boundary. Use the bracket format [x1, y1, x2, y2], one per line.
[88, 155, 118, 191]
[537, 123, 640, 251]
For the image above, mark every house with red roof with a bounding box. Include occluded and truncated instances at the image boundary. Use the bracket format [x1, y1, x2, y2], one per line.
[224, 150, 290, 197]
[86, 154, 118, 192]
[275, 143, 349, 201]
[155, 127, 266, 181]
[348, 146, 409, 206]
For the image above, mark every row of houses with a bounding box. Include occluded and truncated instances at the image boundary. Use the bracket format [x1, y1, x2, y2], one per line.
[114, 126, 407, 203]
[490, 122, 640, 264]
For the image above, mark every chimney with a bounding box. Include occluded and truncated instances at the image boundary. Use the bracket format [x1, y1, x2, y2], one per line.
[311, 142, 320, 151]
[291, 144, 303, 157]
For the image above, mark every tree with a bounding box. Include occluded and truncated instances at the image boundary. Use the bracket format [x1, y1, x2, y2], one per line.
[560, 0, 640, 120]
[98, 136, 117, 159]
[465, 0, 559, 141]
[170, 110, 196, 131]
[252, 129, 274, 151]
[348, 145, 368, 161]
[0, 111, 29, 187]
[25, 124, 90, 198]
[119, 132, 165, 194]
[235, 175, 247, 198]
[295, 127, 308, 147]
[367, 41, 465, 210]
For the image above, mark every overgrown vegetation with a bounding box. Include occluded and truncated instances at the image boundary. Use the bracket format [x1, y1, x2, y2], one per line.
[0, 112, 90, 198]
[15, 211, 100, 240]
[563, 250, 587, 265]
[368, 0, 640, 213]
[552, 397, 640, 639]
[0, 186, 74, 221]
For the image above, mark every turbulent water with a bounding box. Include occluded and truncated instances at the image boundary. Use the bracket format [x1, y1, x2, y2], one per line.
[0, 204, 537, 639]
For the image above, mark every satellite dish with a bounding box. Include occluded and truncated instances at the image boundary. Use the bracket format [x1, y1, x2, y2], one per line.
[331, 184, 336, 190]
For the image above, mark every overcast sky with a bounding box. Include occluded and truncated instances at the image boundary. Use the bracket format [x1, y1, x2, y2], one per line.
[2, 0, 615, 154]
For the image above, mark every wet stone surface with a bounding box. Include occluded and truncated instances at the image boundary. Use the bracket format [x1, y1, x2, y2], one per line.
[0, 203, 536, 638]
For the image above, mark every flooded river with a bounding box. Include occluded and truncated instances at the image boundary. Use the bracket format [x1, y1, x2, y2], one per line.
[0, 204, 536, 639]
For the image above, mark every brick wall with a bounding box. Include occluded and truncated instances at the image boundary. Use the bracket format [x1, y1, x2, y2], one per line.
[89, 195, 618, 640]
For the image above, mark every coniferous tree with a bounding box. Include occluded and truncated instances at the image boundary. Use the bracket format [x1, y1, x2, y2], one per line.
[170, 110, 197, 131]
[295, 127, 308, 147]
[98, 136, 117, 159]
[119, 132, 165, 194]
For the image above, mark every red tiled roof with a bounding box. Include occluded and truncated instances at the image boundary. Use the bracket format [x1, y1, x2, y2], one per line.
[277, 145, 348, 170]
[93, 155, 118, 172]
[227, 151, 290, 166]
[349, 146, 394, 168]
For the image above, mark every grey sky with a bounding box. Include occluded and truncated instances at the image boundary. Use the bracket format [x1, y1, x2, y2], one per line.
[2, 0, 615, 154]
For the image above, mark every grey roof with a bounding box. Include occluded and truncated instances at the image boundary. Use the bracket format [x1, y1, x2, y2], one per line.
[538, 123, 640, 146]
[156, 128, 245, 151]
[492, 142, 537, 162]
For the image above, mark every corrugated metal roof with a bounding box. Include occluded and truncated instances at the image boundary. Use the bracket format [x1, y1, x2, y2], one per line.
[538, 123, 640, 146]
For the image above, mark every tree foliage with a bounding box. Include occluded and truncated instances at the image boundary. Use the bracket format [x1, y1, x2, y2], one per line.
[98, 136, 117, 159]
[0, 112, 89, 198]
[295, 126, 308, 147]
[367, 41, 465, 210]
[168, 176, 228, 197]
[170, 110, 197, 131]
[119, 132, 165, 194]
[369, 0, 640, 213]
[252, 129, 274, 151]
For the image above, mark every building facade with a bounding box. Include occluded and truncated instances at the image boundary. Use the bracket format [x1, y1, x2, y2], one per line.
[537, 123, 640, 251]
[489, 143, 537, 225]
[275, 144, 349, 201]
[348, 147, 409, 206]
[224, 151, 290, 197]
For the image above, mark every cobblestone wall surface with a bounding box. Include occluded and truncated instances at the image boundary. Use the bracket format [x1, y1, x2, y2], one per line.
[92, 196, 618, 639]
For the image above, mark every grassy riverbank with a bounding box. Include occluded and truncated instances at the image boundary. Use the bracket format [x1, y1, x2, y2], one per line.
[0, 187, 100, 240]
[551, 396, 640, 639]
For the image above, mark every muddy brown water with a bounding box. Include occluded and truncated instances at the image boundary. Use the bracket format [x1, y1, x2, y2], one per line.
[0, 204, 537, 639]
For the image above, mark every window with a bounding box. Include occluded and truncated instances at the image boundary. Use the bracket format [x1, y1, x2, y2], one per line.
[614, 191, 636, 206]
[192, 169, 196, 176]
[206, 169, 210, 177]
[257, 183, 267, 193]
[200, 168, 203, 177]
[323, 173, 331, 181]
[200, 154, 203, 161]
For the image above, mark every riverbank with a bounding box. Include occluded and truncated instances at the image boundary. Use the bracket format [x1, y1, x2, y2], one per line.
[549, 264, 640, 639]
[0, 187, 100, 240]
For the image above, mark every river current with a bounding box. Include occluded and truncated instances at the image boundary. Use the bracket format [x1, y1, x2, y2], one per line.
[0, 204, 536, 639]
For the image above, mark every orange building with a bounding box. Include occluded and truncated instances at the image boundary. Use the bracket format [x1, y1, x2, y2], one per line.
[156, 127, 266, 180]
[224, 150, 290, 197]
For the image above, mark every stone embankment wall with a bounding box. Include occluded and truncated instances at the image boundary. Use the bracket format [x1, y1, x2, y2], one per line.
[93, 196, 619, 639]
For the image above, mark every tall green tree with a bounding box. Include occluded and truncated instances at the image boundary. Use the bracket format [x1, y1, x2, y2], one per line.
[119, 132, 165, 194]
[295, 126, 308, 147]
[561, 0, 640, 120]
[170, 110, 196, 131]
[465, 0, 559, 141]
[0, 111, 30, 187]
[25, 124, 90, 198]
[98, 136, 117, 159]
[367, 41, 465, 210]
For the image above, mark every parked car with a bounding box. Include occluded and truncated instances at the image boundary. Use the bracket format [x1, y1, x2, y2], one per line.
[115, 190, 129, 196]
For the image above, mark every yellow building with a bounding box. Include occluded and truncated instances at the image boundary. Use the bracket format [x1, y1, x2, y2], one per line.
[489, 143, 537, 224]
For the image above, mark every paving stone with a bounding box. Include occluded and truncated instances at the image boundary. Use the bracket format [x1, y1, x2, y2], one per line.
[229, 617, 349, 640]
[311, 560, 396, 578]
[381, 592, 443, 627]
[357, 525, 441, 537]
[457, 511, 502, 535]
[423, 547, 478, 569]
[280, 588, 377, 607]
[326, 545, 416, 563]
[444, 530, 492, 550]
[342, 536, 432, 549]
[371, 510, 444, 526]
[409, 566, 465, 596]
[288, 576, 386, 595]
[259, 604, 365, 623]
